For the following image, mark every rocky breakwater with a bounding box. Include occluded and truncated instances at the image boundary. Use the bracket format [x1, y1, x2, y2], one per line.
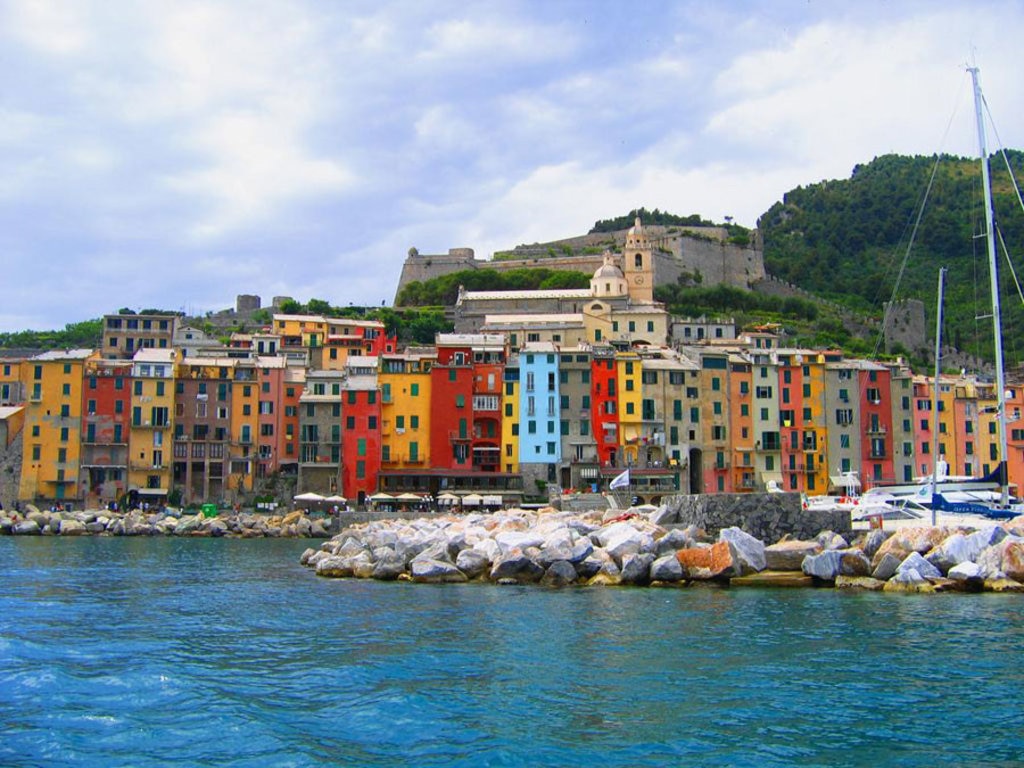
[0, 506, 332, 539]
[301, 505, 1024, 594]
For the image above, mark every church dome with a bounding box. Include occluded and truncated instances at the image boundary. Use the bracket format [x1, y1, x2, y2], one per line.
[592, 252, 623, 280]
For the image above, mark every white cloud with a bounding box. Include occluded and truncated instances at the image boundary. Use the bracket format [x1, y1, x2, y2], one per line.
[5, 0, 90, 56]
[4, 1, 1024, 332]
[419, 15, 575, 64]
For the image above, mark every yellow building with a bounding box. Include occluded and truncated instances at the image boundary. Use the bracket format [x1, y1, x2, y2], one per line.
[501, 354, 521, 476]
[1, 358, 27, 404]
[616, 352, 644, 465]
[128, 349, 177, 501]
[380, 351, 434, 470]
[19, 349, 95, 504]
[229, 360, 259, 496]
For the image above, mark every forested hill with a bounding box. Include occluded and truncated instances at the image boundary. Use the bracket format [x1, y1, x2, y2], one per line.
[758, 152, 1024, 365]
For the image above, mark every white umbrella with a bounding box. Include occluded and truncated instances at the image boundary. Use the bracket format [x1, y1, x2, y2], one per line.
[437, 492, 460, 505]
[369, 492, 394, 501]
[461, 493, 483, 506]
[325, 495, 347, 504]
[395, 492, 422, 502]
[482, 495, 503, 506]
[294, 492, 326, 502]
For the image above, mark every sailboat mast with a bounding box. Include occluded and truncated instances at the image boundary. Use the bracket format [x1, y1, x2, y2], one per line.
[969, 66, 1010, 508]
[931, 267, 946, 527]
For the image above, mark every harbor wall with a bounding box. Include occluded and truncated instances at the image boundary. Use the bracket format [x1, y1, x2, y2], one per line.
[663, 492, 852, 542]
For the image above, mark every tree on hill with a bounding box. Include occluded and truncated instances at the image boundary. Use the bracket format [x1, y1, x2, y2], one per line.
[396, 268, 590, 307]
[590, 207, 717, 233]
[758, 151, 1024, 366]
[0, 319, 103, 350]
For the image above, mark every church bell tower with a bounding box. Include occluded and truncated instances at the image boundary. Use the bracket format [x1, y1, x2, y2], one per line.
[623, 216, 654, 303]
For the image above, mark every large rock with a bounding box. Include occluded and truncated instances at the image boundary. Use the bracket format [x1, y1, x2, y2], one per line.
[925, 533, 974, 574]
[411, 559, 467, 583]
[173, 515, 204, 536]
[976, 538, 1024, 581]
[619, 553, 654, 586]
[601, 526, 654, 565]
[540, 560, 578, 587]
[495, 530, 546, 554]
[371, 553, 407, 581]
[883, 568, 936, 593]
[675, 542, 732, 580]
[576, 555, 604, 579]
[816, 531, 849, 550]
[719, 527, 766, 575]
[489, 552, 545, 583]
[654, 528, 694, 556]
[835, 576, 886, 591]
[648, 506, 677, 526]
[316, 555, 355, 578]
[897, 552, 942, 580]
[802, 549, 871, 581]
[455, 549, 491, 579]
[872, 527, 952, 569]
[861, 528, 891, 559]
[650, 554, 684, 583]
[13, 519, 41, 536]
[586, 561, 622, 586]
[983, 575, 1024, 592]
[947, 561, 985, 591]
[871, 553, 902, 581]
[58, 519, 88, 536]
[764, 540, 821, 571]
[592, 520, 641, 548]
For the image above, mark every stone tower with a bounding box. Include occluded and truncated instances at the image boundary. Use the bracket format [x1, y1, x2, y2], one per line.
[622, 216, 654, 303]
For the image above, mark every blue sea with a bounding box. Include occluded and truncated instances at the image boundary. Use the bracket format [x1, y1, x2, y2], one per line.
[1, 537, 1022, 767]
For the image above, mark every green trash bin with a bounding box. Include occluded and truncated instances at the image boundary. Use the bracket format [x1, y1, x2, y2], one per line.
[201, 503, 218, 518]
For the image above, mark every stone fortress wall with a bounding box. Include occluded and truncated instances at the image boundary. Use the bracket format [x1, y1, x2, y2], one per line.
[394, 225, 766, 304]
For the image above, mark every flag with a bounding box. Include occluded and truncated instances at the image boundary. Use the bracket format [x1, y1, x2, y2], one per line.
[609, 469, 630, 490]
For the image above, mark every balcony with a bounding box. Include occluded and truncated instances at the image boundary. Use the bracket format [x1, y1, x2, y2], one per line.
[449, 431, 471, 443]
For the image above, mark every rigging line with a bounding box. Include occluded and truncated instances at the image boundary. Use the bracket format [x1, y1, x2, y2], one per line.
[996, 227, 1024, 308]
[870, 152, 944, 361]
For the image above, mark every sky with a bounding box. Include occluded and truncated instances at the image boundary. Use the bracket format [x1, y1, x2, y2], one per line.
[3, 0, 1024, 332]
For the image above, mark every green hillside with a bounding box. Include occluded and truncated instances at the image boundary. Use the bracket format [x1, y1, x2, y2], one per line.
[758, 152, 1024, 366]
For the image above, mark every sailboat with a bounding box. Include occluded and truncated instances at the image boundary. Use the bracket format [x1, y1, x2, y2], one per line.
[857, 68, 1020, 522]
[929, 67, 1018, 521]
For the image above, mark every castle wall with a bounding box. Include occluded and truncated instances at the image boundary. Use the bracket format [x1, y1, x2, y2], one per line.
[394, 228, 768, 302]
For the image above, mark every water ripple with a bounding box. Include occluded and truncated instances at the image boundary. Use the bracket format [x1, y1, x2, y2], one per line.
[2, 538, 1024, 767]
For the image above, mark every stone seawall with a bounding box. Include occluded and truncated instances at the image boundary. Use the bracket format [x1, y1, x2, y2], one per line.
[663, 492, 852, 542]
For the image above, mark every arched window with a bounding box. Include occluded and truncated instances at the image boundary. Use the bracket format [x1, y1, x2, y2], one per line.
[634, 253, 643, 268]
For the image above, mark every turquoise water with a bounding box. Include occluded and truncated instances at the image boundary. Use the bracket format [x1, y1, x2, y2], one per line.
[1, 538, 1022, 767]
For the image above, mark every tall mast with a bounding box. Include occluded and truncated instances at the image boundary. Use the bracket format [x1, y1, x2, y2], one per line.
[930, 267, 945, 527]
[969, 66, 1010, 507]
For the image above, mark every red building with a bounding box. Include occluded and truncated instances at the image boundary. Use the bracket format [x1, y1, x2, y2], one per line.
[429, 335, 505, 472]
[860, 364, 895, 486]
[339, 357, 381, 504]
[81, 358, 133, 506]
[591, 348, 620, 467]
[778, 358, 810, 493]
